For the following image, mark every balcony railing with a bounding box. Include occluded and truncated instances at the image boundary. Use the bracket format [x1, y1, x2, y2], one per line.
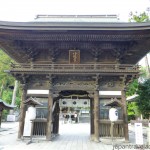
[10, 63, 140, 73]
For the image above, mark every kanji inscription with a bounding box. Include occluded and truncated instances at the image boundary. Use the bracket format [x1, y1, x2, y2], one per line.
[69, 50, 80, 64]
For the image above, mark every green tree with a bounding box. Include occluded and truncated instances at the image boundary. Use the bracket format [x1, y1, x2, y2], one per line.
[127, 10, 150, 120]
[127, 102, 140, 120]
[0, 49, 15, 98]
[126, 79, 138, 97]
[126, 79, 139, 120]
[0, 49, 21, 108]
[129, 11, 149, 22]
[136, 79, 150, 119]
[126, 67, 149, 120]
[126, 67, 147, 96]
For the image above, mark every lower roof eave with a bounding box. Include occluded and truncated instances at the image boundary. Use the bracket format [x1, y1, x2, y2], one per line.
[8, 70, 139, 76]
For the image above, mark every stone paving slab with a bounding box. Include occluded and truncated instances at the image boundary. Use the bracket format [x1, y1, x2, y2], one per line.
[0, 122, 149, 150]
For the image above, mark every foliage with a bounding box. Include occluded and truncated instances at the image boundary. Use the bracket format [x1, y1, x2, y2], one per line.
[2, 90, 13, 104]
[129, 11, 149, 22]
[127, 10, 150, 119]
[1, 110, 9, 121]
[126, 67, 147, 97]
[127, 101, 140, 121]
[126, 79, 138, 97]
[0, 50, 15, 93]
[126, 67, 149, 120]
[2, 110, 9, 120]
[136, 79, 150, 119]
[0, 49, 21, 108]
[140, 66, 148, 78]
[126, 79, 139, 121]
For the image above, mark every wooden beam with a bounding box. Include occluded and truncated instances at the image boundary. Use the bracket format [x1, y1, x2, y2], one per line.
[121, 89, 129, 142]
[94, 90, 100, 142]
[46, 89, 53, 140]
[52, 101, 59, 135]
[55, 102, 60, 135]
[18, 84, 27, 139]
[90, 98, 94, 140]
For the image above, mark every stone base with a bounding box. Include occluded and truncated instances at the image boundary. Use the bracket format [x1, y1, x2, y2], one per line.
[90, 134, 95, 141]
[94, 138, 100, 143]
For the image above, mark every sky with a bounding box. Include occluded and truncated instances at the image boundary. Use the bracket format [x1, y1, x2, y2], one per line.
[0, 0, 149, 22]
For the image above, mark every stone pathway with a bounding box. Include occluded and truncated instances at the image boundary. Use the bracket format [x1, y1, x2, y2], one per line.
[0, 122, 149, 150]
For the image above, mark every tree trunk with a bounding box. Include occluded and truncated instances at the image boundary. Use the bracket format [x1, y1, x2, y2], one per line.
[145, 54, 150, 77]
[0, 84, 4, 98]
[0, 110, 2, 128]
[10, 80, 18, 115]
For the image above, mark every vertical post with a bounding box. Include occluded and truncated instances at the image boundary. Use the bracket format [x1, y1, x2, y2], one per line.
[56, 113, 59, 134]
[90, 98, 94, 140]
[30, 120, 34, 142]
[110, 121, 115, 150]
[145, 54, 150, 77]
[147, 123, 150, 145]
[18, 84, 27, 139]
[10, 80, 18, 115]
[52, 101, 59, 135]
[46, 89, 53, 140]
[0, 110, 3, 128]
[121, 89, 129, 142]
[94, 90, 100, 142]
[11, 80, 18, 106]
[56, 102, 60, 134]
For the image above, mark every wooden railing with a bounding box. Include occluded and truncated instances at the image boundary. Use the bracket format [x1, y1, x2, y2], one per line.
[10, 63, 139, 73]
[31, 118, 47, 139]
[99, 120, 124, 137]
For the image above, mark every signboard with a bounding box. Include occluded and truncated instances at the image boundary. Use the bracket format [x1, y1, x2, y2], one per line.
[7, 115, 16, 122]
[69, 50, 80, 64]
[135, 123, 143, 145]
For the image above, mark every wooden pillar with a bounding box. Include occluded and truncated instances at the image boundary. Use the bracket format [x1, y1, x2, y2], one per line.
[55, 102, 60, 134]
[46, 89, 53, 140]
[90, 98, 94, 140]
[52, 101, 59, 135]
[0, 109, 3, 128]
[56, 114, 59, 134]
[18, 84, 27, 139]
[94, 90, 100, 142]
[121, 89, 129, 142]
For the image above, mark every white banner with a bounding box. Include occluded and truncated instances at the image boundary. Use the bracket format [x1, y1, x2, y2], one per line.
[135, 123, 143, 145]
[23, 111, 32, 136]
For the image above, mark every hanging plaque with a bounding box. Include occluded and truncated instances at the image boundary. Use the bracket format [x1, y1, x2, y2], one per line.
[69, 50, 80, 64]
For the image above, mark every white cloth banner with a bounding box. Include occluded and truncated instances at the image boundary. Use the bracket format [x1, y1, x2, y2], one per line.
[23, 111, 32, 136]
[135, 123, 143, 145]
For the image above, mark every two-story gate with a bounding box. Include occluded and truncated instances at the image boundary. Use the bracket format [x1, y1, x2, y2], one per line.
[0, 16, 150, 142]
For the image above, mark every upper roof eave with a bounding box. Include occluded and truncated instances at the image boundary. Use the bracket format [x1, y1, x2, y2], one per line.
[0, 21, 150, 31]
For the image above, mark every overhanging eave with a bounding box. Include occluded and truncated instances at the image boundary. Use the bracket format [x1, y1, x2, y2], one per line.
[1, 21, 150, 31]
